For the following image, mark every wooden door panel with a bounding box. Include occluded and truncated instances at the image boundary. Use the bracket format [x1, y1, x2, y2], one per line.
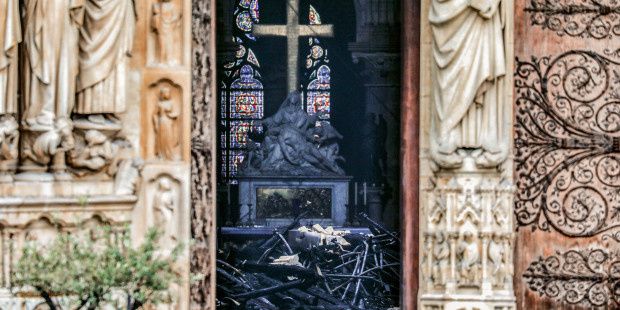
[514, 1, 620, 309]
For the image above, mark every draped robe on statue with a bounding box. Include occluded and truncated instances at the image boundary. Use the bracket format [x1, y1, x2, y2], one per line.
[23, 0, 82, 127]
[429, 0, 507, 168]
[0, 0, 21, 115]
[76, 0, 135, 115]
[153, 94, 180, 160]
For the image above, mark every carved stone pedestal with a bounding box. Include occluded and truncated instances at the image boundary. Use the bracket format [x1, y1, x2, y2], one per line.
[15, 126, 59, 182]
[68, 118, 125, 178]
[419, 157, 516, 310]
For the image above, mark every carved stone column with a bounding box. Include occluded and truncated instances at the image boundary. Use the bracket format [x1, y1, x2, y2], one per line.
[418, 0, 516, 308]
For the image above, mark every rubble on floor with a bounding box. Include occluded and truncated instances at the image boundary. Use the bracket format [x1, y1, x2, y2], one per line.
[216, 213, 401, 309]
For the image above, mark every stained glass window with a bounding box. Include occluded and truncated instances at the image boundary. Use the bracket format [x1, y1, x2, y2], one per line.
[219, 2, 333, 182]
[303, 6, 332, 123]
[220, 0, 264, 182]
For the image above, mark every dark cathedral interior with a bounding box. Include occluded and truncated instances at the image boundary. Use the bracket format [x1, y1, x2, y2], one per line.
[215, 1, 402, 308]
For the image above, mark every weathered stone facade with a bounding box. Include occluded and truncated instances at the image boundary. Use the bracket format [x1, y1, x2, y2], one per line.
[0, 0, 199, 308]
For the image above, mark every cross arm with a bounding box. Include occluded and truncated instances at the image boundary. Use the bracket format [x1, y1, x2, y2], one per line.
[298, 25, 334, 37]
[253, 25, 289, 37]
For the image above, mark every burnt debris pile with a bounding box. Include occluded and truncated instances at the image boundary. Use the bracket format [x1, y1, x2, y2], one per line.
[216, 213, 401, 309]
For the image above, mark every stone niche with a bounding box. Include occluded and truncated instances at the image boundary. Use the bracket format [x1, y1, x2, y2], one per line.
[238, 176, 351, 226]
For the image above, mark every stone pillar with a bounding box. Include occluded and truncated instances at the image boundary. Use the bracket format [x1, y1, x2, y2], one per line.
[349, 0, 400, 226]
[418, 0, 516, 308]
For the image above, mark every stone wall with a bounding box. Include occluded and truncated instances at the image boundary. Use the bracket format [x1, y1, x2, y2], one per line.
[0, 0, 197, 308]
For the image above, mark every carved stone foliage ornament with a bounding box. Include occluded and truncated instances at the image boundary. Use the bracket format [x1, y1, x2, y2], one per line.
[525, 0, 620, 39]
[515, 50, 620, 237]
[524, 248, 620, 307]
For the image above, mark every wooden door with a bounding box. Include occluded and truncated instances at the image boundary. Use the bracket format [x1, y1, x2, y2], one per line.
[514, 1, 620, 309]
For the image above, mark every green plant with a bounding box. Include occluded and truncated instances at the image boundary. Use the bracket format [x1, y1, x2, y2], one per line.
[12, 227, 182, 310]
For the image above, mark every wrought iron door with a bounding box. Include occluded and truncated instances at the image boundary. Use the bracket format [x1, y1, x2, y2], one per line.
[514, 0, 620, 309]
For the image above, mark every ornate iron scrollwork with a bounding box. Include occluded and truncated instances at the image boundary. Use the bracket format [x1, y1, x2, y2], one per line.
[524, 248, 620, 307]
[525, 0, 620, 39]
[515, 50, 620, 237]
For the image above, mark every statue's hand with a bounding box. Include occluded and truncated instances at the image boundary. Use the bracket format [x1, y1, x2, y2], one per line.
[470, 0, 499, 18]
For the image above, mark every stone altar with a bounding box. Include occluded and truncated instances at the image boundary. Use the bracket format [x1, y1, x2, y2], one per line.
[238, 176, 351, 226]
[238, 91, 350, 226]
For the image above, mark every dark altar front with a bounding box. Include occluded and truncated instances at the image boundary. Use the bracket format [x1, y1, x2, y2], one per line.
[238, 175, 351, 226]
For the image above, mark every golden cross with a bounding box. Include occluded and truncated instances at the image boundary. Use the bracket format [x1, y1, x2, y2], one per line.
[253, 0, 334, 92]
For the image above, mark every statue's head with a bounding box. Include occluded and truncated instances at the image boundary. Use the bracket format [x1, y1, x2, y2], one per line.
[283, 91, 302, 108]
[159, 86, 171, 100]
[159, 177, 172, 191]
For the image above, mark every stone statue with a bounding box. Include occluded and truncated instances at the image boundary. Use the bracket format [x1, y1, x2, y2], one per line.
[22, 0, 83, 128]
[75, 0, 136, 123]
[240, 91, 345, 176]
[432, 234, 450, 286]
[0, 0, 20, 118]
[68, 129, 119, 171]
[114, 158, 143, 195]
[153, 87, 180, 160]
[488, 234, 506, 288]
[0, 0, 20, 180]
[458, 231, 480, 286]
[152, 0, 182, 66]
[22, 119, 75, 167]
[0, 117, 18, 161]
[429, 0, 508, 168]
[153, 177, 177, 251]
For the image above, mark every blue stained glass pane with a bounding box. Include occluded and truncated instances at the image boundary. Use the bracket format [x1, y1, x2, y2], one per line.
[229, 121, 262, 148]
[221, 0, 264, 181]
[220, 90, 227, 118]
[230, 65, 264, 119]
[229, 150, 245, 177]
[236, 11, 253, 32]
[230, 91, 264, 118]
[307, 65, 331, 119]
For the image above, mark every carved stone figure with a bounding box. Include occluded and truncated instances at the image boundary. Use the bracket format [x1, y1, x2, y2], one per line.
[153, 177, 177, 250]
[488, 234, 506, 288]
[0, 0, 20, 116]
[22, 0, 82, 128]
[75, 0, 136, 123]
[458, 231, 480, 286]
[0, 116, 18, 181]
[432, 234, 450, 286]
[153, 87, 181, 160]
[429, 0, 507, 168]
[68, 129, 119, 172]
[21, 119, 75, 167]
[0, 116, 18, 160]
[240, 91, 345, 176]
[152, 0, 182, 66]
[114, 158, 143, 195]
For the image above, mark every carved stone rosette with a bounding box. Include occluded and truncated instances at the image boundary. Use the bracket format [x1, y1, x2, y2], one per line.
[419, 158, 516, 309]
